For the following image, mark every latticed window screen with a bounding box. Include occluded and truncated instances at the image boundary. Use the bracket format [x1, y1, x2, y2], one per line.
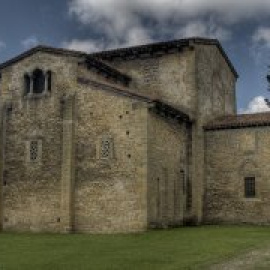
[244, 177, 256, 198]
[101, 137, 113, 158]
[30, 140, 39, 161]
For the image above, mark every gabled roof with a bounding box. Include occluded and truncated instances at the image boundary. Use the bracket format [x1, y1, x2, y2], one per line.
[0, 38, 238, 78]
[0, 45, 88, 70]
[93, 37, 238, 78]
[0, 45, 131, 86]
[204, 112, 270, 130]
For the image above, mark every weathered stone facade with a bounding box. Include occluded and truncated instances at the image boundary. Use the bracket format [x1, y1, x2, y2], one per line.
[0, 37, 263, 234]
[204, 117, 270, 225]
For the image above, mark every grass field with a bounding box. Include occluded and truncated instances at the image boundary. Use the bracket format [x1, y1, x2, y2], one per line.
[1, 226, 270, 270]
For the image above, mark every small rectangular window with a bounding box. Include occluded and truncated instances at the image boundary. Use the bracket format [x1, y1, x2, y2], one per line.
[244, 177, 256, 198]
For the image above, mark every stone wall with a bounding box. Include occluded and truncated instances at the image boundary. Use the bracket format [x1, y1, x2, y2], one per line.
[102, 49, 197, 116]
[147, 112, 188, 228]
[196, 44, 236, 121]
[0, 52, 78, 232]
[0, 51, 150, 233]
[187, 44, 237, 223]
[74, 77, 148, 233]
[0, 41, 239, 233]
[204, 127, 270, 224]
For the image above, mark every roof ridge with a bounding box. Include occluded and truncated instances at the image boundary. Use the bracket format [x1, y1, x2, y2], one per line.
[0, 45, 89, 70]
[0, 38, 238, 78]
[92, 37, 238, 78]
[0, 45, 132, 86]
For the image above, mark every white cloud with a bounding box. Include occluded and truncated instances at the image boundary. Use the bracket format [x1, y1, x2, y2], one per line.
[63, 39, 107, 53]
[123, 27, 153, 47]
[63, 26, 153, 53]
[0, 41, 6, 51]
[240, 96, 270, 114]
[175, 20, 231, 41]
[22, 36, 39, 49]
[253, 27, 270, 49]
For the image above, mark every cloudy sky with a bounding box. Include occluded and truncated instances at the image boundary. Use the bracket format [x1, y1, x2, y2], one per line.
[1, 0, 270, 113]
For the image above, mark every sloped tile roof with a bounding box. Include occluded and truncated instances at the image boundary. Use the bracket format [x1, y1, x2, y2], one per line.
[204, 112, 270, 130]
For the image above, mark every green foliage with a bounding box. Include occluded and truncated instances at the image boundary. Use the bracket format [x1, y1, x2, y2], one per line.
[1, 226, 270, 270]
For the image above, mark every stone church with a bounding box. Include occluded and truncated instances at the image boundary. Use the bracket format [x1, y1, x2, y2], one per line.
[0, 38, 268, 233]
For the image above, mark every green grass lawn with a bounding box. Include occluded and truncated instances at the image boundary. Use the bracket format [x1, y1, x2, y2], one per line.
[1, 226, 270, 270]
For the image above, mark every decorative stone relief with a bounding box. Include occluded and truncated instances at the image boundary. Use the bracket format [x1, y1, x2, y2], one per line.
[25, 129, 43, 164]
[26, 139, 42, 163]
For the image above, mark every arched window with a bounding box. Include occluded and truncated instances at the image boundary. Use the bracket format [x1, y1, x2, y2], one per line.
[32, 69, 45, 94]
[24, 74, 31, 95]
[23, 69, 53, 97]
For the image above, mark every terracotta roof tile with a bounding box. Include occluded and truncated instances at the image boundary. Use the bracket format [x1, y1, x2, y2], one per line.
[204, 112, 270, 130]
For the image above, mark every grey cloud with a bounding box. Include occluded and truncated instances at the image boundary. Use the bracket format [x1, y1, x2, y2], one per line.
[68, 0, 241, 51]
[250, 27, 270, 66]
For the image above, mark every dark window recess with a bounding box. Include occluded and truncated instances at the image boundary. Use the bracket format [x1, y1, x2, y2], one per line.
[33, 69, 45, 94]
[24, 69, 52, 96]
[157, 177, 160, 219]
[181, 170, 185, 194]
[186, 177, 192, 210]
[24, 74, 31, 95]
[6, 104, 13, 114]
[245, 177, 256, 198]
[47, 71, 52, 92]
